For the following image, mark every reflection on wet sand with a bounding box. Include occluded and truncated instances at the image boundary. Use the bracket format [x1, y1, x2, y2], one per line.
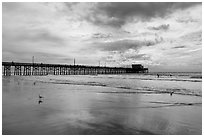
[2, 76, 202, 135]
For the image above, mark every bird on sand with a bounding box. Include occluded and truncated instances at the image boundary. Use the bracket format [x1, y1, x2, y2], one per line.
[170, 91, 175, 96]
[38, 100, 43, 104]
[39, 94, 44, 99]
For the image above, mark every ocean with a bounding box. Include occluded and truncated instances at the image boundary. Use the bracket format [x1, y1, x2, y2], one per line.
[2, 72, 202, 135]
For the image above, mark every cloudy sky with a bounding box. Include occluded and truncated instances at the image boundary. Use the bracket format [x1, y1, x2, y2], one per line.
[2, 2, 202, 72]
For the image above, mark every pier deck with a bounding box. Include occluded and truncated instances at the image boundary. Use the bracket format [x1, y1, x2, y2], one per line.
[2, 62, 148, 76]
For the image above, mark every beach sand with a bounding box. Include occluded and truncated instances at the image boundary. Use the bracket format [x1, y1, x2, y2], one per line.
[2, 75, 202, 135]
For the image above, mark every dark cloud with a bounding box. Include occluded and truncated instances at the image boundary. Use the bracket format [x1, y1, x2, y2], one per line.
[172, 2, 201, 9]
[148, 24, 170, 31]
[92, 38, 161, 52]
[125, 53, 150, 61]
[64, 2, 79, 10]
[87, 2, 200, 27]
[85, 13, 125, 28]
[92, 33, 112, 39]
[172, 46, 186, 49]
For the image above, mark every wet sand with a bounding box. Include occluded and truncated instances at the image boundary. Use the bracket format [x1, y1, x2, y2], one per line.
[2, 76, 202, 135]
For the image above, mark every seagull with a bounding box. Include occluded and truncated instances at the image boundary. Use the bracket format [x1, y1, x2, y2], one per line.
[170, 91, 174, 96]
[39, 94, 44, 99]
[38, 100, 43, 104]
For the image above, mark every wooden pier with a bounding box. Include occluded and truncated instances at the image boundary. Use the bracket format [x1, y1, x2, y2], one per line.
[2, 62, 148, 76]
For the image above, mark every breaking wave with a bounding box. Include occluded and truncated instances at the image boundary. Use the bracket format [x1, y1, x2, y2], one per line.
[36, 79, 202, 97]
[90, 76, 202, 82]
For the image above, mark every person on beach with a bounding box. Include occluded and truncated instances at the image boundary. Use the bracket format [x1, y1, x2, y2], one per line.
[157, 74, 160, 78]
